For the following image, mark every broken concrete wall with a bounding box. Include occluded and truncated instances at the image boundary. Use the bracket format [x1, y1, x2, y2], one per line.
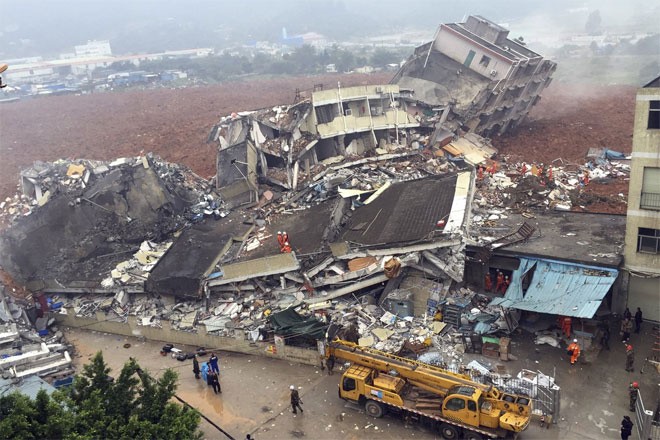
[216, 141, 258, 206]
[54, 309, 320, 366]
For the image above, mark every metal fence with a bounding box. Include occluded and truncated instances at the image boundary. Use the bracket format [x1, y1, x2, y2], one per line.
[634, 388, 660, 440]
[443, 365, 561, 423]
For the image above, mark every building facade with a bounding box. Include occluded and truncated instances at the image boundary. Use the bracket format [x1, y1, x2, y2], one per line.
[624, 75, 660, 322]
[393, 15, 556, 136]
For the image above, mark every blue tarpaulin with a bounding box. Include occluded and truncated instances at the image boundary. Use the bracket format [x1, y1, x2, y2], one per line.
[489, 258, 618, 318]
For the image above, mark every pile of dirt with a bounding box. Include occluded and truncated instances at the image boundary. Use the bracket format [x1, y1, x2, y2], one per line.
[0, 76, 636, 214]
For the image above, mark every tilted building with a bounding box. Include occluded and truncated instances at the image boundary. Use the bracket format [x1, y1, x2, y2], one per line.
[624, 75, 660, 322]
[392, 15, 556, 136]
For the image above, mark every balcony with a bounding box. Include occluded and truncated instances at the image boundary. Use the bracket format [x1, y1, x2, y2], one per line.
[640, 192, 660, 210]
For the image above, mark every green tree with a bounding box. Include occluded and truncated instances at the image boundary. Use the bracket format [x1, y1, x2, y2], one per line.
[370, 49, 398, 67]
[0, 352, 202, 439]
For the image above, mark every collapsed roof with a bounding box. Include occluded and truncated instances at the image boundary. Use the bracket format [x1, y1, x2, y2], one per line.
[0, 155, 214, 290]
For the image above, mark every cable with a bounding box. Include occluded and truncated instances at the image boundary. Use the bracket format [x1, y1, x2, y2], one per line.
[173, 394, 235, 440]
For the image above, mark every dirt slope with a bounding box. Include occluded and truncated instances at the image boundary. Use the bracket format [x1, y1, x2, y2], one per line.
[0, 76, 636, 213]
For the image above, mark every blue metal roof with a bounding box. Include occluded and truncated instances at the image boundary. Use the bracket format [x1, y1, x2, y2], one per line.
[0, 375, 56, 399]
[489, 258, 618, 318]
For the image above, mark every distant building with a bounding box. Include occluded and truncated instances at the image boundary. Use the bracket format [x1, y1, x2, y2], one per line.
[393, 15, 556, 136]
[624, 75, 660, 322]
[74, 40, 113, 58]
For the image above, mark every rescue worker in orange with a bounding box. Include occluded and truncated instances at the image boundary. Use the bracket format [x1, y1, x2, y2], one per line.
[477, 166, 484, 180]
[495, 271, 505, 293]
[277, 231, 284, 248]
[484, 272, 492, 292]
[281, 241, 292, 253]
[567, 339, 580, 365]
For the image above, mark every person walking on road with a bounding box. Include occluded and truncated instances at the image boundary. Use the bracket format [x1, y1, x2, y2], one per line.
[567, 339, 580, 365]
[208, 370, 221, 394]
[629, 382, 639, 412]
[192, 355, 200, 379]
[290, 385, 303, 414]
[209, 352, 220, 374]
[601, 324, 610, 351]
[620, 415, 633, 440]
[621, 318, 633, 342]
[634, 307, 643, 334]
[625, 345, 635, 372]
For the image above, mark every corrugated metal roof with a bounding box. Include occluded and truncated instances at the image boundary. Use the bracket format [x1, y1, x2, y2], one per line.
[489, 258, 618, 318]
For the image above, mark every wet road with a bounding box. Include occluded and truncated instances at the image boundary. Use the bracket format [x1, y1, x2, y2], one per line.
[64, 325, 657, 440]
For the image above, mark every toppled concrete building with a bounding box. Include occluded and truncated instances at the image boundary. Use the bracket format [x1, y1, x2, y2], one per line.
[393, 15, 556, 136]
[209, 84, 421, 206]
[0, 155, 217, 292]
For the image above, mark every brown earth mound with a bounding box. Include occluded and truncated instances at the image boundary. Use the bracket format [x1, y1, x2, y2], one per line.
[0, 76, 636, 214]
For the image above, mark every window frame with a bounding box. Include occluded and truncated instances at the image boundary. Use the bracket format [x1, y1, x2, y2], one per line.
[648, 100, 660, 129]
[445, 397, 466, 411]
[637, 227, 660, 254]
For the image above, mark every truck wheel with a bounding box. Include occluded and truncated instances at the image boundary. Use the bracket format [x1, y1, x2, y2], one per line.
[464, 432, 484, 440]
[365, 400, 385, 418]
[439, 423, 459, 439]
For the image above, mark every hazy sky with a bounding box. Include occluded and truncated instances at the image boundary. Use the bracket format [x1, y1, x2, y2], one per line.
[1, 0, 658, 58]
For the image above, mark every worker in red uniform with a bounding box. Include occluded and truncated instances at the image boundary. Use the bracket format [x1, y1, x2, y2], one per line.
[561, 317, 572, 338]
[495, 271, 504, 293]
[501, 276, 510, 293]
[277, 231, 284, 247]
[521, 162, 527, 176]
[281, 241, 292, 253]
[477, 166, 484, 180]
[484, 272, 492, 292]
[567, 339, 580, 365]
[282, 231, 289, 245]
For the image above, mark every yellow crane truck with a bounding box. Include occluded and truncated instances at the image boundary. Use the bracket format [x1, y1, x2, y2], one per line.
[322, 339, 531, 439]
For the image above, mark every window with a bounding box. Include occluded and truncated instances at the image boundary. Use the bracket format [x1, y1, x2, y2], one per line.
[468, 400, 477, 411]
[641, 167, 660, 210]
[342, 377, 356, 392]
[479, 55, 491, 67]
[649, 101, 660, 129]
[637, 228, 660, 254]
[445, 397, 466, 411]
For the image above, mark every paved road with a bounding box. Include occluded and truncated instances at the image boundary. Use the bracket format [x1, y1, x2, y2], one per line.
[64, 322, 658, 440]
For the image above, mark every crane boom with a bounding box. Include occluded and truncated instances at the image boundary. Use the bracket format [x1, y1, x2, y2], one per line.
[326, 339, 501, 398]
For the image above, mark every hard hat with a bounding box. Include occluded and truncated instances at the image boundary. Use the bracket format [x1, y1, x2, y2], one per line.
[277, 231, 282, 234]
[632, 382, 639, 388]
[573, 339, 577, 343]
[290, 385, 295, 390]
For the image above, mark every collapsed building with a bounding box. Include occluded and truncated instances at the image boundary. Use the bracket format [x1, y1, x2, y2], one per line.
[393, 15, 556, 136]
[2, 16, 632, 395]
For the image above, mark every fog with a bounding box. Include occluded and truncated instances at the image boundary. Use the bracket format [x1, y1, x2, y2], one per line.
[1, 0, 658, 59]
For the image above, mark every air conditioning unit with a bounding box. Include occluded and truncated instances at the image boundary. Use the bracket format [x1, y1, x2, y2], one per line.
[344, 109, 352, 116]
[490, 70, 498, 76]
[375, 86, 383, 93]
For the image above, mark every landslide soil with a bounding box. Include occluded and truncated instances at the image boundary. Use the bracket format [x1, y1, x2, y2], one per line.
[0, 76, 635, 213]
